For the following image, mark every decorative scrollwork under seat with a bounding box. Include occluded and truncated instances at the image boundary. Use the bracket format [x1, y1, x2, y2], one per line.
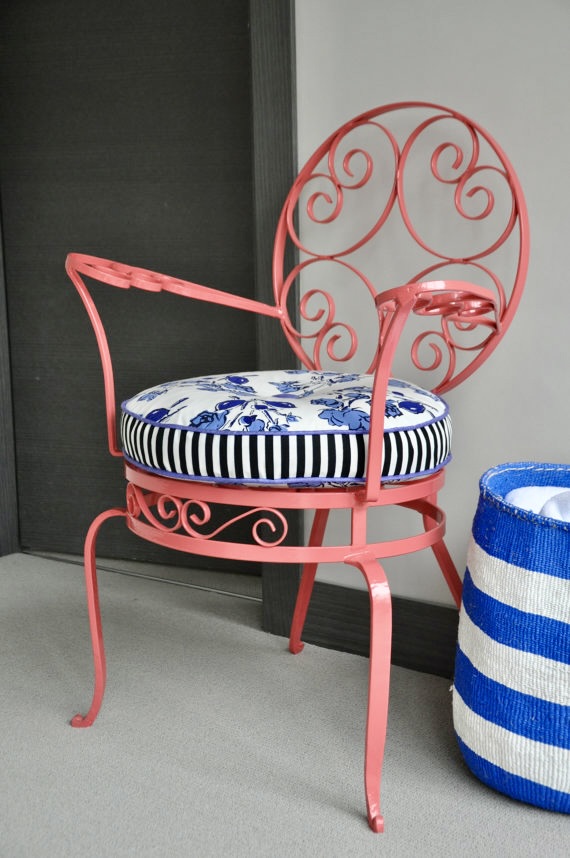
[121, 370, 451, 485]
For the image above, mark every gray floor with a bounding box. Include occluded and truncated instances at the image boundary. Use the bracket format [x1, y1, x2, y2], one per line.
[1, 554, 567, 857]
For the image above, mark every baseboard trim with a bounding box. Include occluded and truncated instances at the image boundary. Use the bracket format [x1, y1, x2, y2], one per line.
[300, 581, 459, 679]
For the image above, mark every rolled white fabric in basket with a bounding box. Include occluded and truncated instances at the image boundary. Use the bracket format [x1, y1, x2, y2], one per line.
[505, 485, 570, 521]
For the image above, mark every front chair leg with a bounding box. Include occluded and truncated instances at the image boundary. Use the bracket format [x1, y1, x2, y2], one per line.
[346, 552, 392, 833]
[71, 508, 127, 728]
[289, 508, 330, 654]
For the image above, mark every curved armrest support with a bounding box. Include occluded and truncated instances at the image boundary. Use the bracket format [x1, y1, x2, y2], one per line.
[66, 253, 281, 457]
[364, 280, 498, 500]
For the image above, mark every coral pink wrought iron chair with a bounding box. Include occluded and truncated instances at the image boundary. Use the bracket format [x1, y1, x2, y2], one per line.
[66, 102, 528, 832]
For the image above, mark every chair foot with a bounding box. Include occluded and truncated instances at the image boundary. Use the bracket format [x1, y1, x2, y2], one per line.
[71, 712, 96, 728]
[288, 640, 304, 655]
[368, 812, 384, 834]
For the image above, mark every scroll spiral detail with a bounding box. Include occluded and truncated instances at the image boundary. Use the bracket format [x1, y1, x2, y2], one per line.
[399, 115, 517, 261]
[126, 484, 288, 546]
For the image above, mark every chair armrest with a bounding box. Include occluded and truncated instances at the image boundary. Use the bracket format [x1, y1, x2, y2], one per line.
[364, 280, 498, 499]
[376, 279, 499, 330]
[66, 253, 281, 457]
[66, 253, 281, 318]
[373, 279, 499, 387]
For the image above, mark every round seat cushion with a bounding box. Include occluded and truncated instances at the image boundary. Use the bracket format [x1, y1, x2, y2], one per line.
[120, 370, 451, 486]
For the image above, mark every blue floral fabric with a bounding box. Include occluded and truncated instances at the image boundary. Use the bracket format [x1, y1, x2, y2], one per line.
[124, 370, 445, 434]
[121, 370, 451, 485]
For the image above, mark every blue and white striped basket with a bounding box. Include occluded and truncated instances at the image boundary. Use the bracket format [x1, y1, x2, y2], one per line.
[453, 462, 570, 812]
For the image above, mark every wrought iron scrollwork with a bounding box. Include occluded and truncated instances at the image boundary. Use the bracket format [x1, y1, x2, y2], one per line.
[285, 120, 399, 259]
[275, 104, 524, 387]
[398, 114, 518, 262]
[126, 484, 289, 546]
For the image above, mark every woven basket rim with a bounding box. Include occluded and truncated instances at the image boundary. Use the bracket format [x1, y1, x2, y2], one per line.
[480, 461, 570, 530]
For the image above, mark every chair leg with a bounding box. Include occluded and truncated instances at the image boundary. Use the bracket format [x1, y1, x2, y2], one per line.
[422, 496, 462, 608]
[430, 538, 462, 608]
[71, 507, 127, 728]
[347, 552, 392, 833]
[288, 508, 330, 654]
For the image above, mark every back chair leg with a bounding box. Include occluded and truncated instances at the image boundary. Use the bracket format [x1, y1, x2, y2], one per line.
[421, 495, 462, 608]
[71, 508, 127, 728]
[347, 552, 392, 833]
[429, 538, 462, 608]
[289, 508, 330, 654]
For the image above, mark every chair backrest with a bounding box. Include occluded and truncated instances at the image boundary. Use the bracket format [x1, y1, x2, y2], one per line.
[272, 102, 529, 394]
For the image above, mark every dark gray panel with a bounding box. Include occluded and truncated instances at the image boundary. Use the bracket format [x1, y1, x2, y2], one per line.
[0, 0, 256, 566]
[251, 0, 298, 367]
[249, 0, 303, 632]
[0, 209, 19, 555]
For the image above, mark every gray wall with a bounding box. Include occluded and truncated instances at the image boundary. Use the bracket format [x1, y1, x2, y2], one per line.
[295, 0, 569, 603]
